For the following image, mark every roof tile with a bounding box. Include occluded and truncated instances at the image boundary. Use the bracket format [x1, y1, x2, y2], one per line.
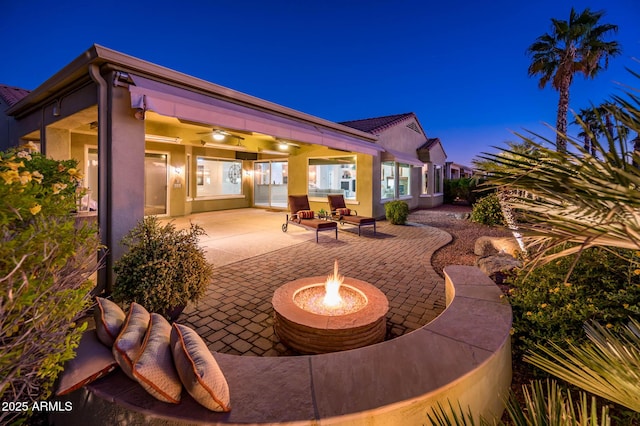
[0, 85, 30, 107]
[340, 113, 415, 134]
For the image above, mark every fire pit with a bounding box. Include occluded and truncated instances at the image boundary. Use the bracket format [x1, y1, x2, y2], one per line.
[272, 261, 389, 354]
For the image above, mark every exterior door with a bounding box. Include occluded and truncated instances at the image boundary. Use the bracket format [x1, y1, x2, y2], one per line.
[144, 152, 169, 216]
[253, 160, 288, 208]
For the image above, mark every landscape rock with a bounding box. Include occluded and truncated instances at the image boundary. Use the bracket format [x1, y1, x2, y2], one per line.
[474, 236, 521, 257]
[476, 254, 522, 284]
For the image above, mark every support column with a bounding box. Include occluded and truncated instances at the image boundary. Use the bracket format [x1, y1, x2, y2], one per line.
[102, 71, 145, 293]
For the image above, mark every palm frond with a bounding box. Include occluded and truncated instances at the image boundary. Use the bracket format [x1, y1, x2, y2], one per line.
[477, 98, 640, 264]
[524, 318, 640, 412]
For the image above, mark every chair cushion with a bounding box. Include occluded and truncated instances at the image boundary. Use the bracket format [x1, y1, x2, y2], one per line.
[133, 313, 182, 403]
[297, 209, 314, 219]
[336, 208, 351, 216]
[342, 215, 376, 225]
[288, 195, 310, 214]
[112, 302, 150, 381]
[94, 297, 126, 347]
[171, 323, 231, 412]
[55, 330, 118, 396]
[327, 194, 347, 210]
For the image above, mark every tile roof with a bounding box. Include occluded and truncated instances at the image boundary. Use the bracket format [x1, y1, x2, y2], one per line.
[418, 137, 441, 151]
[0, 85, 30, 108]
[339, 113, 415, 134]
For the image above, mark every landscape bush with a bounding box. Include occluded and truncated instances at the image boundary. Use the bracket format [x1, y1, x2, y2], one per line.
[469, 193, 505, 226]
[384, 200, 409, 225]
[443, 178, 480, 204]
[507, 246, 640, 359]
[0, 143, 101, 424]
[112, 216, 213, 319]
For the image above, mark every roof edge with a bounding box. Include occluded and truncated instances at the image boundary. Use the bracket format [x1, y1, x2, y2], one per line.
[8, 44, 377, 143]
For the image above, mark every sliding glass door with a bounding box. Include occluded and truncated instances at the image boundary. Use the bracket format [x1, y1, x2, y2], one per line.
[253, 160, 288, 208]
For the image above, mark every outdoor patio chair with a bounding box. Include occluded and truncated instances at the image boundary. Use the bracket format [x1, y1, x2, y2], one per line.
[282, 195, 337, 242]
[327, 194, 377, 236]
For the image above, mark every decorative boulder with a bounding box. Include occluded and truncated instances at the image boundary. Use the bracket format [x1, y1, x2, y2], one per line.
[474, 236, 520, 257]
[477, 254, 522, 284]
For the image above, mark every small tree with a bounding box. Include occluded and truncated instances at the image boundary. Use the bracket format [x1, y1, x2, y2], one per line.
[0, 143, 101, 424]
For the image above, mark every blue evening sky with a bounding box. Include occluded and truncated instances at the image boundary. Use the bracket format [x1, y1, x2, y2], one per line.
[1, 0, 638, 166]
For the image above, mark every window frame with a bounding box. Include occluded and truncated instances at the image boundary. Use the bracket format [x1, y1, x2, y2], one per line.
[194, 156, 244, 200]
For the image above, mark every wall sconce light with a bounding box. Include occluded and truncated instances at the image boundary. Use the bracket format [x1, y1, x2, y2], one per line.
[134, 108, 146, 120]
[52, 99, 61, 117]
[174, 167, 182, 175]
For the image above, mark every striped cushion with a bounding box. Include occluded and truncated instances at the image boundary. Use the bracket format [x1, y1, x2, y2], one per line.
[171, 323, 231, 412]
[112, 302, 150, 381]
[133, 313, 182, 403]
[336, 208, 351, 216]
[297, 210, 314, 219]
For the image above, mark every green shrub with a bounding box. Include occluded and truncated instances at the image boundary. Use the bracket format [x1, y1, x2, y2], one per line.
[0, 143, 100, 424]
[470, 193, 505, 226]
[384, 200, 409, 225]
[443, 178, 478, 204]
[113, 216, 213, 318]
[507, 247, 640, 359]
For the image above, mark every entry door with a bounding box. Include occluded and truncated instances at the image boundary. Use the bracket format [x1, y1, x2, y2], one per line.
[144, 152, 168, 216]
[253, 160, 288, 208]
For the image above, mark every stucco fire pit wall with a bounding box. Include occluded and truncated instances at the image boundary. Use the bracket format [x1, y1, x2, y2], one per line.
[272, 276, 389, 354]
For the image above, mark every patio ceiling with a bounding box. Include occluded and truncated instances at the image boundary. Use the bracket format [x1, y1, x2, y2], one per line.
[128, 74, 384, 156]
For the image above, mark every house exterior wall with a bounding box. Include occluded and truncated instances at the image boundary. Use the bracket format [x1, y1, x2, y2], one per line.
[372, 116, 430, 217]
[419, 141, 447, 209]
[286, 145, 375, 218]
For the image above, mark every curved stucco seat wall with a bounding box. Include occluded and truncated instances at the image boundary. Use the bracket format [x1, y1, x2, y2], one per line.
[51, 265, 512, 425]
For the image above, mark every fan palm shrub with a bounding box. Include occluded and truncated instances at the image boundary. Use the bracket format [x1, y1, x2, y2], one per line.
[429, 70, 640, 424]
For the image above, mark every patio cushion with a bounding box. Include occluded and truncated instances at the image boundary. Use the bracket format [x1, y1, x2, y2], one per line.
[133, 313, 182, 403]
[55, 330, 118, 396]
[170, 323, 231, 412]
[327, 194, 347, 210]
[288, 195, 311, 214]
[94, 297, 126, 347]
[336, 208, 351, 216]
[342, 215, 376, 225]
[113, 302, 150, 381]
[297, 209, 314, 219]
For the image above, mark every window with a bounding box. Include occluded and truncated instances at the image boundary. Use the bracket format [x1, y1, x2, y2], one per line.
[381, 161, 411, 199]
[381, 161, 395, 199]
[308, 157, 356, 199]
[434, 165, 442, 193]
[195, 157, 242, 198]
[422, 165, 429, 194]
[398, 163, 411, 197]
[422, 163, 442, 195]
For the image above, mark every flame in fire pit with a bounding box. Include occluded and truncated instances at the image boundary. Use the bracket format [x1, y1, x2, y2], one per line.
[323, 260, 344, 307]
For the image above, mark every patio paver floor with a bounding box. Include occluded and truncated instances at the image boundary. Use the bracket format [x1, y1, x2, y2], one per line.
[176, 213, 452, 356]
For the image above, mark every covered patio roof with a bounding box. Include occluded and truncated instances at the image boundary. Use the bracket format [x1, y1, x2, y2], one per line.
[6, 44, 382, 156]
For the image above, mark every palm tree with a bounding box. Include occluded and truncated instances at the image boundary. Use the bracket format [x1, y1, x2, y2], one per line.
[573, 107, 598, 155]
[527, 8, 621, 152]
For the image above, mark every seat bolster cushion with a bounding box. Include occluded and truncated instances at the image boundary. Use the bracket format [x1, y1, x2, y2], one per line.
[297, 210, 314, 219]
